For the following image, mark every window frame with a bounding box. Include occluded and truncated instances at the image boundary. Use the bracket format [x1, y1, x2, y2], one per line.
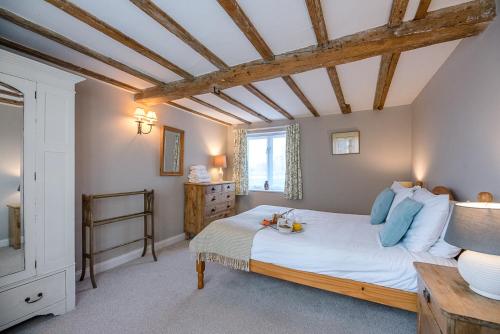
[247, 131, 286, 192]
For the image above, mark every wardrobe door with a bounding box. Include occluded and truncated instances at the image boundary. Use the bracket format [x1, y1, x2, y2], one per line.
[0, 73, 37, 288]
[35, 83, 75, 275]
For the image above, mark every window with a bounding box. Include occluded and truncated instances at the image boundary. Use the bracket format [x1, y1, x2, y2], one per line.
[247, 131, 286, 191]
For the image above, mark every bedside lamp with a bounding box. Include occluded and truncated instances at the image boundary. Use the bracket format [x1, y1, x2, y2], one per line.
[445, 202, 500, 300]
[213, 155, 227, 181]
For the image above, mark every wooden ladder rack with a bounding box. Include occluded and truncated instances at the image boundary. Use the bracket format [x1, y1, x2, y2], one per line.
[79, 189, 157, 288]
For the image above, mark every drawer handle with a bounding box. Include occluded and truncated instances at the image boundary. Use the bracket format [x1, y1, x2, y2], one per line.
[211, 197, 216, 201]
[226, 195, 230, 198]
[423, 288, 431, 303]
[25, 292, 43, 304]
[211, 187, 215, 191]
[227, 205, 230, 208]
[211, 208, 216, 213]
[226, 185, 230, 189]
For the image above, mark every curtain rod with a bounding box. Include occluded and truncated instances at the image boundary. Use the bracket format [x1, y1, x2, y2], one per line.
[246, 125, 293, 132]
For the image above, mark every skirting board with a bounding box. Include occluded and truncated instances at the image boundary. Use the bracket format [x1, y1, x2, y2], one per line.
[75, 233, 185, 281]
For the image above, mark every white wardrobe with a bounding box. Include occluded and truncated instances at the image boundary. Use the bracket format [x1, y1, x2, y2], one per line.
[0, 49, 83, 330]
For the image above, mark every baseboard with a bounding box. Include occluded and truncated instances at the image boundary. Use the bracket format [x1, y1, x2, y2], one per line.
[75, 233, 185, 281]
[0, 237, 24, 248]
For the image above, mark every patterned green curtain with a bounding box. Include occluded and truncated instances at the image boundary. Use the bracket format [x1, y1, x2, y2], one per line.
[284, 124, 303, 200]
[233, 129, 248, 195]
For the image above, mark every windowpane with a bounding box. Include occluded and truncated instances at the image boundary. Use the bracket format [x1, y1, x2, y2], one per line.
[247, 132, 286, 192]
[248, 137, 268, 190]
[271, 136, 286, 191]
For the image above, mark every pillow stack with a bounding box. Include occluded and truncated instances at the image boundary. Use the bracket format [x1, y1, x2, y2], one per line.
[370, 182, 459, 257]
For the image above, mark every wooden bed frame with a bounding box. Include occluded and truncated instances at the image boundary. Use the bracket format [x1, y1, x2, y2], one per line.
[195, 185, 454, 313]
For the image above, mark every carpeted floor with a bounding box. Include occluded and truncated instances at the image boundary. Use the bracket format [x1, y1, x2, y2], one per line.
[6, 241, 416, 334]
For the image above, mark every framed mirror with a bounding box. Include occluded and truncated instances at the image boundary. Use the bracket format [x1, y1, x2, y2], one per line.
[332, 131, 360, 155]
[160, 126, 184, 176]
[0, 81, 25, 278]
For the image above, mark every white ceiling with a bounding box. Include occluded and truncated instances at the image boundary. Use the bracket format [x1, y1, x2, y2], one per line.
[0, 0, 467, 124]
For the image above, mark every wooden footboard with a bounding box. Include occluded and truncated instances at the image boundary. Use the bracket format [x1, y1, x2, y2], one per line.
[196, 260, 417, 312]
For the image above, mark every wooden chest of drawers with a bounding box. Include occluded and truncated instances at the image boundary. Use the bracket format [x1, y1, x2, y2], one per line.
[184, 181, 236, 239]
[415, 262, 500, 334]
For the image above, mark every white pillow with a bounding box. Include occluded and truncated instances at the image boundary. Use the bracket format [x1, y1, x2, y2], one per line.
[386, 182, 417, 221]
[428, 201, 461, 258]
[402, 188, 450, 252]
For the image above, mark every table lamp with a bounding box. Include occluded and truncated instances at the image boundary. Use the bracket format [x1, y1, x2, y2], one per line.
[445, 202, 500, 300]
[213, 155, 227, 181]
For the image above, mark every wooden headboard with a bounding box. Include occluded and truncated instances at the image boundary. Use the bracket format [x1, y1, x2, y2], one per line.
[431, 186, 455, 201]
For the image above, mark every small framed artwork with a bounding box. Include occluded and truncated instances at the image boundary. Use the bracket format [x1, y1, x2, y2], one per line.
[332, 131, 360, 155]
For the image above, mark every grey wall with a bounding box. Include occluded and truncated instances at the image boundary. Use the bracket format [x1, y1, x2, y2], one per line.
[411, 9, 500, 201]
[0, 103, 22, 242]
[228, 106, 413, 215]
[75, 79, 227, 269]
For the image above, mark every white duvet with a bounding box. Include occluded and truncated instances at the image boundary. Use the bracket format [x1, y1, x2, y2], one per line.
[250, 205, 456, 292]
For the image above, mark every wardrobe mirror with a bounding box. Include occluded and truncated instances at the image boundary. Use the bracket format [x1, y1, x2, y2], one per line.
[160, 125, 184, 176]
[0, 82, 24, 278]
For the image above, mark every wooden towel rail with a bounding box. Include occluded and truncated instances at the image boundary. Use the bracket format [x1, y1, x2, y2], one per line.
[80, 189, 156, 288]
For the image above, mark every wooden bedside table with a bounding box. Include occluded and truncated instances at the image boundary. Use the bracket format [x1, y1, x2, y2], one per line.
[414, 262, 500, 334]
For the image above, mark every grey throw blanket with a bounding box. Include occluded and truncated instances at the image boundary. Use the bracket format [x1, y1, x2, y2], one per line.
[189, 205, 290, 271]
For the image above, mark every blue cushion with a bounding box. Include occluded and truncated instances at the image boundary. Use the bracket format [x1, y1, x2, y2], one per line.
[370, 188, 395, 225]
[379, 198, 423, 247]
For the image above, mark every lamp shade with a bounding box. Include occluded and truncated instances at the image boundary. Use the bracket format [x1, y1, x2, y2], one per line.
[213, 154, 227, 168]
[444, 202, 500, 256]
[134, 107, 145, 120]
[146, 111, 157, 123]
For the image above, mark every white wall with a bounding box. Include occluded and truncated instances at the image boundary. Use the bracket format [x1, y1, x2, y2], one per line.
[412, 3, 500, 201]
[75, 79, 227, 269]
[0, 103, 22, 242]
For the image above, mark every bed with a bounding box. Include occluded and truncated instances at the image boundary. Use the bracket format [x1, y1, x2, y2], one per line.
[193, 186, 457, 312]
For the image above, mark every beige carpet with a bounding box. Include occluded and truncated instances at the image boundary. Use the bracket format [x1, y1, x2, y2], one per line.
[6, 241, 416, 334]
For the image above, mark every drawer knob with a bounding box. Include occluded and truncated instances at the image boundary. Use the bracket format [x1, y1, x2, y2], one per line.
[423, 288, 431, 303]
[226, 195, 230, 198]
[211, 208, 215, 213]
[211, 187, 215, 191]
[211, 197, 216, 201]
[227, 205, 230, 208]
[25, 292, 43, 304]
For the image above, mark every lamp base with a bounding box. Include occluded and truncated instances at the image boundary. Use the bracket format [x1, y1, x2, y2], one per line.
[218, 168, 224, 182]
[458, 250, 500, 300]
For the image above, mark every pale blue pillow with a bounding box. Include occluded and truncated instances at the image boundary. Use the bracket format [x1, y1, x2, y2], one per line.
[379, 198, 424, 247]
[370, 188, 395, 225]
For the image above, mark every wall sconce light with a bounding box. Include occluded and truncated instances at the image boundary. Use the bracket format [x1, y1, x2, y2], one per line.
[134, 107, 157, 135]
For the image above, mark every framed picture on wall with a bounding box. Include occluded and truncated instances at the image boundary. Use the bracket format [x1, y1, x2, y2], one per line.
[332, 131, 360, 155]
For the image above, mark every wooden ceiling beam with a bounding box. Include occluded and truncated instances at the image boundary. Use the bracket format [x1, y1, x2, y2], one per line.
[218, 0, 317, 117]
[216, 92, 271, 123]
[0, 88, 23, 98]
[0, 37, 141, 93]
[134, 0, 496, 105]
[243, 84, 293, 120]
[44, 0, 193, 79]
[188, 96, 251, 124]
[0, 8, 237, 124]
[167, 101, 231, 126]
[217, 0, 274, 61]
[373, 0, 424, 110]
[415, 0, 433, 20]
[305, 0, 329, 45]
[0, 8, 163, 86]
[130, 0, 229, 70]
[130, 0, 290, 122]
[326, 67, 351, 114]
[281, 75, 319, 117]
[306, 0, 351, 114]
[0, 96, 23, 107]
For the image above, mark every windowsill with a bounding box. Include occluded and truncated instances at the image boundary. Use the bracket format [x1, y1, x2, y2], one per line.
[249, 189, 284, 193]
